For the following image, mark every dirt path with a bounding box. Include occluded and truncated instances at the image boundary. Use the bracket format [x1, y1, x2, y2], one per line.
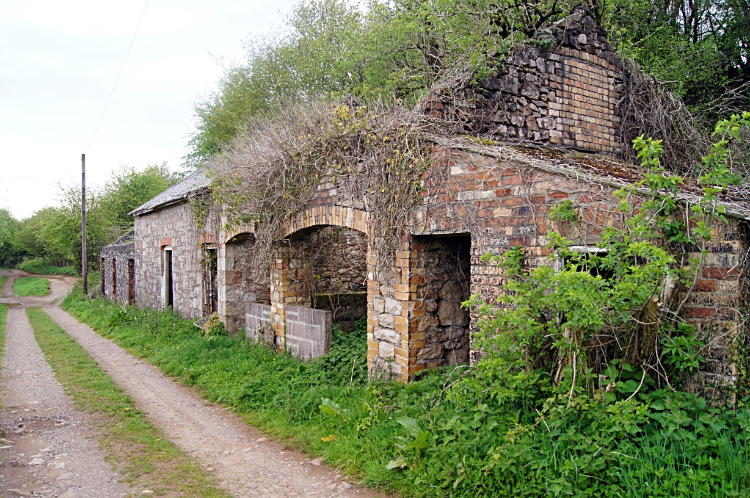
[1, 272, 385, 498]
[0, 270, 132, 498]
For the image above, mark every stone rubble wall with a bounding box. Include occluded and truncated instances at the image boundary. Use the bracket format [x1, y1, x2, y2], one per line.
[219, 234, 271, 333]
[411, 236, 471, 368]
[425, 10, 624, 154]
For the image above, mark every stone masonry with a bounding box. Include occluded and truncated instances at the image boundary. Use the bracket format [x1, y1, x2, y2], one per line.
[425, 9, 624, 154]
[100, 231, 136, 305]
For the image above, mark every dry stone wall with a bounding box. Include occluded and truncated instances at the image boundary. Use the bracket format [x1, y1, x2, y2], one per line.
[411, 236, 471, 368]
[425, 10, 624, 154]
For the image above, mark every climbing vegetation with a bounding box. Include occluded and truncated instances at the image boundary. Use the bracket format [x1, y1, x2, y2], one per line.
[210, 98, 434, 281]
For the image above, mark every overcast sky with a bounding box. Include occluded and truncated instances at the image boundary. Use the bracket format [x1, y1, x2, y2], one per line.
[1, 0, 293, 219]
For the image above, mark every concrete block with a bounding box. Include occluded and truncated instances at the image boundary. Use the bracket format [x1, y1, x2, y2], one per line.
[284, 305, 332, 360]
[246, 302, 274, 345]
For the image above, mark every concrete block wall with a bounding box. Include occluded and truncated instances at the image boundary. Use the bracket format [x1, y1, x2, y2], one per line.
[285, 305, 332, 360]
[246, 302, 274, 344]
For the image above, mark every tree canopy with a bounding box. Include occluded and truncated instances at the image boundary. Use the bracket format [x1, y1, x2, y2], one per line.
[185, 0, 749, 170]
[12, 164, 179, 273]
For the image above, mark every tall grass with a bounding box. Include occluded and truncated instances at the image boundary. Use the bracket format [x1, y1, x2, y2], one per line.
[62, 284, 750, 497]
[13, 276, 49, 296]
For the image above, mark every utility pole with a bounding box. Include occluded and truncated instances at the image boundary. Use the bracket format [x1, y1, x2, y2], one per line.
[82, 153, 88, 295]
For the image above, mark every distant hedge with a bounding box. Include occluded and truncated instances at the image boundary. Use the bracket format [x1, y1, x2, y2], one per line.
[19, 259, 77, 276]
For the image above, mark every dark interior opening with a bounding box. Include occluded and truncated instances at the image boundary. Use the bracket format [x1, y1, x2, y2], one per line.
[100, 257, 105, 295]
[414, 234, 472, 368]
[291, 226, 368, 332]
[127, 259, 135, 305]
[112, 258, 117, 297]
[203, 247, 218, 315]
[165, 250, 173, 307]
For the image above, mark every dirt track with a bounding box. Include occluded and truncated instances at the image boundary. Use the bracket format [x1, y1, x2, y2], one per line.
[0, 271, 384, 498]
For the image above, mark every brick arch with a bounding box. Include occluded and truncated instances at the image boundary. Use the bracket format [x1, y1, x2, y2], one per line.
[271, 205, 372, 364]
[281, 206, 369, 239]
[223, 222, 256, 244]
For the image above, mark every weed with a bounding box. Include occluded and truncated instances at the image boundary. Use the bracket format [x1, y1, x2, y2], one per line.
[61, 283, 750, 497]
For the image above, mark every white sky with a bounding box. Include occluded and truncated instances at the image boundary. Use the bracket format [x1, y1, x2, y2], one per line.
[0, 0, 293, 219]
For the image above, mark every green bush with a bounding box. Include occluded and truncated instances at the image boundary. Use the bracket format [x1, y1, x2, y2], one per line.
[18, 259, 76, 276]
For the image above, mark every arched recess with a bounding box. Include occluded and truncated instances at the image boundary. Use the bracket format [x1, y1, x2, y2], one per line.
[271, 206, 374, 363]
[218, 223, 270, 332]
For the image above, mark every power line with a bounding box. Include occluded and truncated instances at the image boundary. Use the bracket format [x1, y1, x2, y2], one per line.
[85, 0, 150, 152]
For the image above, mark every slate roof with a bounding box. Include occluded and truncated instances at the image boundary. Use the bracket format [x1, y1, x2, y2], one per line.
[129, 168, 210, 217]
[101, 231, 135, 252]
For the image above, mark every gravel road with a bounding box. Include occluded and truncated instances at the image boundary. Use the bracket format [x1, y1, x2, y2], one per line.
[0, 271, 386, 498]
[0, 270, 132, 498]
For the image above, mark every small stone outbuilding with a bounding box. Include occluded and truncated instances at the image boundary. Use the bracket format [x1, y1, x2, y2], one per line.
[100, 231, 136, 305]
[128, 169, 222, 319]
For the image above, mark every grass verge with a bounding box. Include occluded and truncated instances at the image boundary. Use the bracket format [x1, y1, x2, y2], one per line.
[27, 306, 232, 497]
[0, 275, 8, 295]
[62, 286, 750, 497]
[13, 277, 50, 296]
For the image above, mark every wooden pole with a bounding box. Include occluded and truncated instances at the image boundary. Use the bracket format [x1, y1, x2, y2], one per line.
[82, 153, 88, 295]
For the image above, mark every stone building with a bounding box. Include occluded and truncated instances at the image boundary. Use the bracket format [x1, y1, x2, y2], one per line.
[101, 10, 750, 394]
[128, 169, 222, 320]
[100, 231, 136, 305]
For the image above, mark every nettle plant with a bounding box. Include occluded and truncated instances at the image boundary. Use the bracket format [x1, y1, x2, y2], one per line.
[467, 112, 750, 404]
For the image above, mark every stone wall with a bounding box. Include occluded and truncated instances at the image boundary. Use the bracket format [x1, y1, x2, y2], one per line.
[679, 220, 750, 401]
[100, 232, 135, 306]
[424, 9, 624, 154]
[133, 202, 207, 319]
[412, 236, 471, 368]
[219, 231, 271, 333]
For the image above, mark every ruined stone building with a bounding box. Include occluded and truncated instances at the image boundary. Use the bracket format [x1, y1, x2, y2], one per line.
[101, 11, 750, 394]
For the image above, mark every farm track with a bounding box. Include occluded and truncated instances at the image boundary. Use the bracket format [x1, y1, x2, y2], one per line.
[0, 270, 384, 498]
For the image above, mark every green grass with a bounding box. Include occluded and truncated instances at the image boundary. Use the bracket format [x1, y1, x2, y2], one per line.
[13, 276, 50, 296]
[0, 275, 8, 295]
[27, 307, 232, 497]
[61, 285, 750, 497]
[18, 259, 77, 276]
